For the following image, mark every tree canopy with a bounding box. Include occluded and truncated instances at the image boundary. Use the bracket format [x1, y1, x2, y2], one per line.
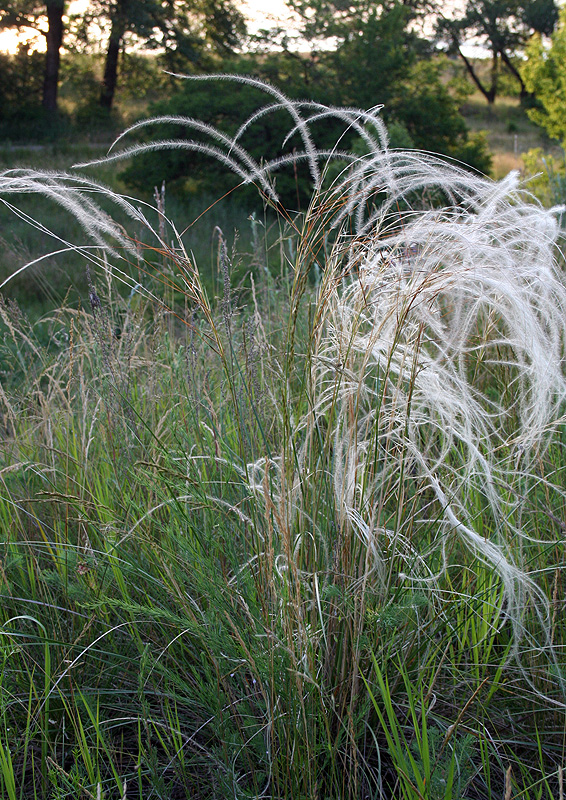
[0, 0, 553, 174]
[436, 0, 559, 104]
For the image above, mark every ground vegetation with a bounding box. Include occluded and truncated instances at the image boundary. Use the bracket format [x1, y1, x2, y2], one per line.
[0, 77, 565, 799]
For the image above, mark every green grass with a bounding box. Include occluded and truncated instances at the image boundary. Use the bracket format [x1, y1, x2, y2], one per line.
[0, 144, 265, 315]
[0, 238, 564, 799]
[1, 83, 566, 799]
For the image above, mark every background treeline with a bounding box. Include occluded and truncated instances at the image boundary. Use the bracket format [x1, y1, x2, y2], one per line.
[0, 0, 563, 172]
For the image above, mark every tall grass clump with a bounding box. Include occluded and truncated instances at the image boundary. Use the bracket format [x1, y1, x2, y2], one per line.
[1, 75, 566, 799]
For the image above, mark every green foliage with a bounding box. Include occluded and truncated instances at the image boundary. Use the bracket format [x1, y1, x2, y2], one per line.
[120, 49, 491, 203]
[0, 45, 54, 140]
[58, 52, 167, 132]
[287, 0, 429, 50]
[0, 0, 66, 112]
[0, 44, 43, 112]
[365, 656, 477, 799]
[386, 119, 415, 149]
[114, 0, 491, 198]
[521, 0, 559, 36]
[522, 8, 566, 146]
[94, 0, 246, 110]
[327, 2, 425, 110]
[60, 53, 103, 108]
[391, 60, 492, 173]
[117, 52, 166, 101]
[522, 146, 566, 204]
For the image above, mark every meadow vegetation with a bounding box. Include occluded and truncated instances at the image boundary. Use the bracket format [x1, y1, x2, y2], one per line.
[0, 75, 566, 800]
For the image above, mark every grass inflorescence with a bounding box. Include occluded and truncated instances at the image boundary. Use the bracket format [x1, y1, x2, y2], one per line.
[1, 75, 566, 799]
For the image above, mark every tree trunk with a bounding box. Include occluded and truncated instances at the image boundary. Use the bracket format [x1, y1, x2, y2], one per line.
[42, 0, 64, 112]
[457, 45, 496, 105]
[499, 48, 529, 100]
[100, 12, 126, 109]
[488, 48, 499, 105]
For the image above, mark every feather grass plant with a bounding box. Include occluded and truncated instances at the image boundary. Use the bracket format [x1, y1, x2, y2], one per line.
[1, 74, 566, 798]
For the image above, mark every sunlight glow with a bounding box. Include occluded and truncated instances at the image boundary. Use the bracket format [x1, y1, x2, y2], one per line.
[240, 0, 298, 34]
[0, 28, 43, 55]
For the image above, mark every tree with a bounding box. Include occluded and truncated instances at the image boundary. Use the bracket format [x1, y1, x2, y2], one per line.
[266, 0, 435, 110]
[0, 0, 65, 112]
[390, 59, 491, 171]
[87, 0, 246, 110]
[43, 0, 64, 111]
[436, 0, 559, 105]
[522, 6, 566, 145]
[286, 0, 430, 48]
[324, 2, 429, 109]
[275, 0, 491, 172]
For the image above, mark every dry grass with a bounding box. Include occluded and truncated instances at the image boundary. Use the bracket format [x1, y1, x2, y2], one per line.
[461, 92, 563, 179]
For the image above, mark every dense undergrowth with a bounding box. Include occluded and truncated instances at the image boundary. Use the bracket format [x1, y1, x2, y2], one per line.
[1, 77, 566, 799]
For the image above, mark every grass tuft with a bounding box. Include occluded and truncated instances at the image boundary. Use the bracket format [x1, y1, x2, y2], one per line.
[1, 75, 566, 799]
